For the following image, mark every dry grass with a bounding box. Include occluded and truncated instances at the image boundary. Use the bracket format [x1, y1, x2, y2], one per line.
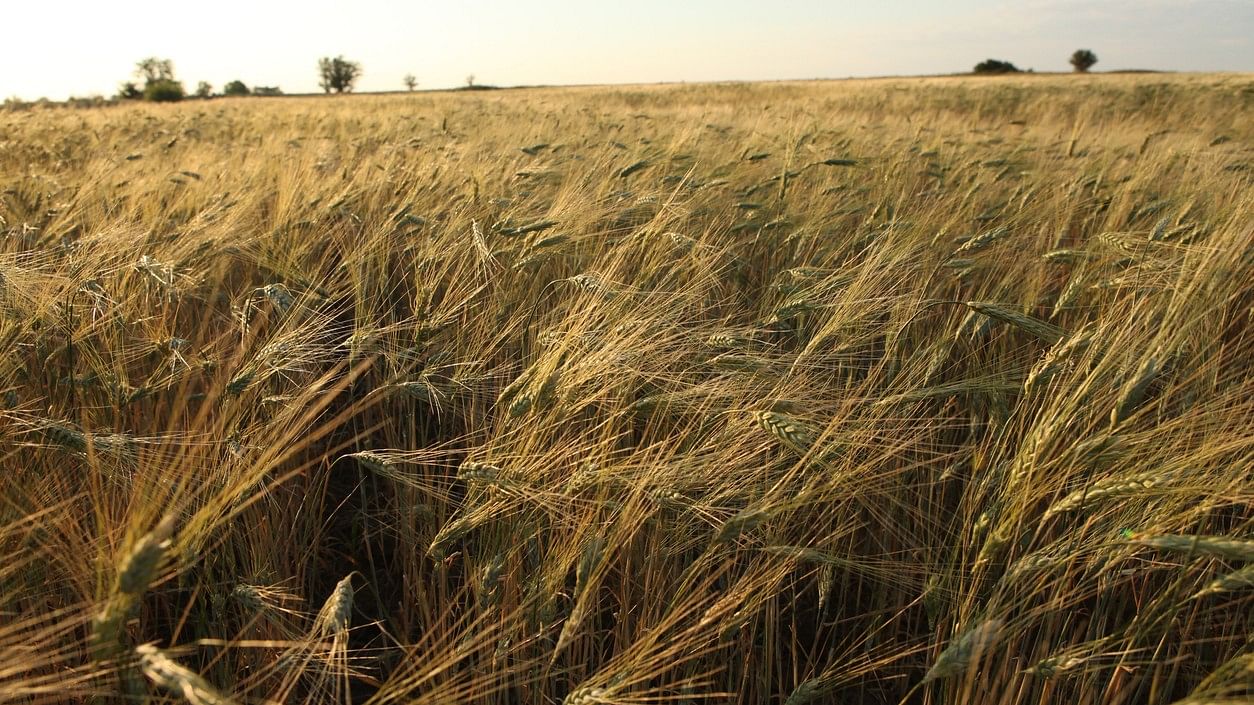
[0, 72, 1251, 704]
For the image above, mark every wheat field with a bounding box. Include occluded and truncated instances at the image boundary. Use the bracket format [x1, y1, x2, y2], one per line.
[1, 73, 1251, 704]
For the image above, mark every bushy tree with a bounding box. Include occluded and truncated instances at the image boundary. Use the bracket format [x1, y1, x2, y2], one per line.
[116, 82, 142, 100]
[133, 58, 183, 102]
[135, 58, 175, 85]
[317, 56, 362, 94]
[223, 80, 250, 97]
[1070, 49, 1098, 73]
[403, 74, 418, 91]
[195, 81, 213, 99]
[973, 59, 1020, 75]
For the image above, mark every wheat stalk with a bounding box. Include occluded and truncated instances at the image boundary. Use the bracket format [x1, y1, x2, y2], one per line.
[1111, 355, 1164, 428]
[1052, 273, 1090, 318]
[783, 678, 826, 705]
[553, 592, 592, 663]
[1042, 249, 1097, 264]
[817, 562, 836, 614]
[1024, 653, 1088, 678]
[1128, 534, 1254, 562]
[477, 553, 507, 611]
[876, 376, 1021, 406]
[760, 545, 830, 564]
[350, 450, 393, 473]
[428, 512, 479, 560]
[714, 507, 771, 543]
[704, 332, 752, 350]
[1043, 470, 1178, 519]
[136, 643, 237, 705]
[756, 410, 816, 455]
[1194, 564, 1254, 597]
[459, 460, 510, 488]
[952, 225, 1010, 255]
[92, 515, 177, 662]
[1005, 549, 1069, 581]
[1024, 323, 1094, 393]
[315, 574, 355, 635]
[922, 619, 1004, 683]
[563, 685, 610, 705]
[577, 537, 606, 589]
[963, 301, 1064, 343]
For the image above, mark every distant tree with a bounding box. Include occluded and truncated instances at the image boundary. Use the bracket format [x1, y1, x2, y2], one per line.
[116, 81, 143, 100]
[318, 56, 362, 94]
[253, 86, 284, 96]
[195, 81, 213, 99]
[465, 74, 476, 88]
[133, 58, 183, 102]
[403, 74, 418, 91]
[223, 80, 250, 97]
[135, 58, 175, 84]
[973, 59, 1021, 75]
[1070, 49, 1098, 73]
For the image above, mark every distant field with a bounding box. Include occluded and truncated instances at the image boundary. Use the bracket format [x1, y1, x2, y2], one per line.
[1, 73, 1251, 704]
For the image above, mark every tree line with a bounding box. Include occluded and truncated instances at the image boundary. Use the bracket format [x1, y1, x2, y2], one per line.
[116, 57, 285, 102]
[111, 55, 432, 103]
[974, 49, 1098, 75]
[114, 49, 1100, 104]
[15, 49, 1101, 108]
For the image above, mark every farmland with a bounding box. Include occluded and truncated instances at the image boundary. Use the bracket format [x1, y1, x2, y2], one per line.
[1, 73, 1252, 704]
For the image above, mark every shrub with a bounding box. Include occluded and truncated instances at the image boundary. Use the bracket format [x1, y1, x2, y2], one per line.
[68, 95, 108, 109]
[223, 80, 250, 97]
[143, 80, 185, 103]
[116, 82, 143, 101]
[117, 82, 142, 100]
[974, 59, 1021, 75]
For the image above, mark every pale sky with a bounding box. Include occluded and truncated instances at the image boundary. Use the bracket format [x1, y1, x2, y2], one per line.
[3, 0, 1251, 100]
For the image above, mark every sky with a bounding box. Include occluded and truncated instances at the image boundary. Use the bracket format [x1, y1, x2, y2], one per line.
[2, 0, 1251, 100]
